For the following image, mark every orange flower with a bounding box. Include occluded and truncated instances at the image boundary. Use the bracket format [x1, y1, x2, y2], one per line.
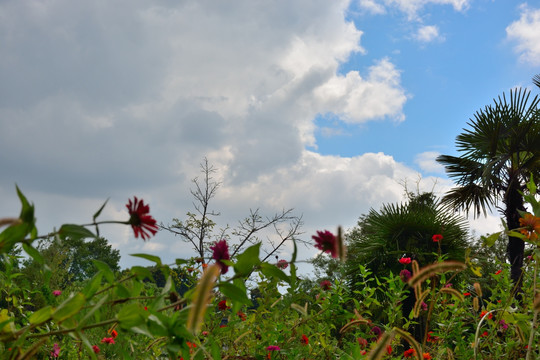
[110, 329, 118, 338]
[423, 353, 432, 359]
[519, 213, 540, 240]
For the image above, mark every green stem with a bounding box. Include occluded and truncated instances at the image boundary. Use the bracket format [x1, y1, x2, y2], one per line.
[25, 318, 118, 339]
[525, 257, 538, 360]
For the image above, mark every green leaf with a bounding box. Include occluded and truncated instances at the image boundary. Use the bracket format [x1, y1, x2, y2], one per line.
[218, 282, 251, 306]
[130, 253, 162, 266]
[58, 224, 96, 241]
[22, 243, 43, 264]
[93, 260, 115, 283]
[481, 232, 501, 247]
[16, 185, 35, 225]
[116, 283, 131, 299]
[93, 198, 109, 222]
[29, 306, 53, 324]
[117, 303, 147, 329]
[52, 292, 86, 322]
[234, 243, 261, 275]
[260, 263, 290, 284]
[131, 266, 153, 281]
[82, 272, 104, 299]
[78, 295, 108, 328]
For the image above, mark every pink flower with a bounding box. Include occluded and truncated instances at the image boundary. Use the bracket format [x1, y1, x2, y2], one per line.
[126, 197, 158, 241]
[421, 302, 428, 311]
[320, 280, 332, 290]
[92, 345, 100, 354]
[432, 234, 443, 242]
[266, 345, 281, 351]
[399, 257, 411, 265]
[101, 337, 115, 344]
[312, 230, 338, 258]
[210, 239, 230, 274]
[52, 290, 62, 297]
[51, 343, 60, 358]
[277, 259, 288, 269]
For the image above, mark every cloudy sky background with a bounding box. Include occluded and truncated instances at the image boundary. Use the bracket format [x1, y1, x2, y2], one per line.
[1, 0, 539, 272]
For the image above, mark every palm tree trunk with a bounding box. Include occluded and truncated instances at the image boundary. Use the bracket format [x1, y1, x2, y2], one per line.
[505, 184, 526, 302]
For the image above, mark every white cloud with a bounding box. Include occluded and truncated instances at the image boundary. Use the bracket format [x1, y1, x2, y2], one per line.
[358, 0, 387, 14]
[506, 4, 540, 66]
[415, 151, 445, 173]
[415, 25, 444, 43]
[358, 0, 470, 20]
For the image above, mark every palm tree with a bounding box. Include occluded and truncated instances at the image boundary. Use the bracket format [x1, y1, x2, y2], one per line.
[436, 84, 540, 299]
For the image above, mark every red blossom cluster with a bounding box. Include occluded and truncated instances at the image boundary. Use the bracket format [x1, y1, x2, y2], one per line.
[210, 239, 230, 274]
[126, 197, 158, 240]
[312, 230, 338, 258]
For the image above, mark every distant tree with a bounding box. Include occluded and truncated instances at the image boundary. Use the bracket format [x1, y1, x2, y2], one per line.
[161, 158, 304, 265]
[436, 85, 540, 299]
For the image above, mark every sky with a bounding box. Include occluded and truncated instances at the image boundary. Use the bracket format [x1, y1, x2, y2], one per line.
[1, 0, 539, 272]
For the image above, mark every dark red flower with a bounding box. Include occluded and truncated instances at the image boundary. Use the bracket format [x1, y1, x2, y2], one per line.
[126, 197, 158, 241]
[312, 230, 338, 258]
[400, 269, 412, 282]
[237, 311, 247, 321]
[320, 280, 332, 290]
[432, 234, 443, 242]
[92, 345, 100, 354]
[277, 259, 288, 269]
[371, 326, 382, 336]
[210, 239, 230, 274]
[218, 300, 229, 311]
[301, 334, 309, 345]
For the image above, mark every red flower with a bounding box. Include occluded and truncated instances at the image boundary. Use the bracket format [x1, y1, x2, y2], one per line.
[210, 239, 230, 274]
[494, 270, 502, 275]
[301, 334, 309, 345]
[92, 345, 100, 354]
[320, 280, 332, 290]
[480, 310, 493, 320]
[237, 311, 247, 321]
[463, 292, 471, 296]
[386, 345, 392, 355]
[399, 257, 411, 265]
[277, 259, 288, 269]
[218, 300, 229, 311]
[432, 234, 443, 242]
[423, 353, 432, 359]
[404, 349, 416, 358]
[313, 230, 338, 258]
[101, 337, 115, 344]
[126, 197, 158, 241]
[357, 337, 368, 348]
[110, 329, 118, 338]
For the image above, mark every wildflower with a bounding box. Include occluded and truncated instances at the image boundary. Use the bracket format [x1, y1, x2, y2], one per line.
[52, 290, 62, 297]
[101, 337, 115, 344]
[480, 331, 488, 337]
[494, 270, 502, 275]
[301, 334, 309, 345]
[312, 230, 338, 258]
[432, 234, 443, 242]
[463, 292, 471, 296]
[360, 350, 367, 355]
[187, 267, 194, 273]
[480, 310, 493, 320]
[386, 345, 392, 355]
[144, 306, 148, 310]
[427, 331, 439, 342]
[400, 269, 412, 282]
[202, 331, 209, 336]
[499, 319, 508, 330]
[126, 197, 158, 240]
[92, 345, 100, 354]
[219, 324, 227, 328]
[519, 213, 540, 240]
[218, 300, 229, 311]
[371, 326, 382, 337]
[237, 311, 247, 321]
[421, 302, 428, 311]
[187, 341, 196, 348]
[267, 345, 281, 351]
[399, 257, 411, 265]
[277, 259, 288, 269]
[444, 283, 453, 288]
[357, 337, 368, 348]
[320, 280, 332, 290]
[404, 348, 416, 357]
[51, 343, 60, 358]
[210, 239, 230, 274]
[423, 353, 432, 359]
[202, 263, 208, 269]
[110, 329, 118, 338]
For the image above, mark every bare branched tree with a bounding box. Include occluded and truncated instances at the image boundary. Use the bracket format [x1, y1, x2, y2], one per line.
[161, 158, 304, 264]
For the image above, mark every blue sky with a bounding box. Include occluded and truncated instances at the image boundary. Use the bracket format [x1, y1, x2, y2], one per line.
[0, 0, 539, 271]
